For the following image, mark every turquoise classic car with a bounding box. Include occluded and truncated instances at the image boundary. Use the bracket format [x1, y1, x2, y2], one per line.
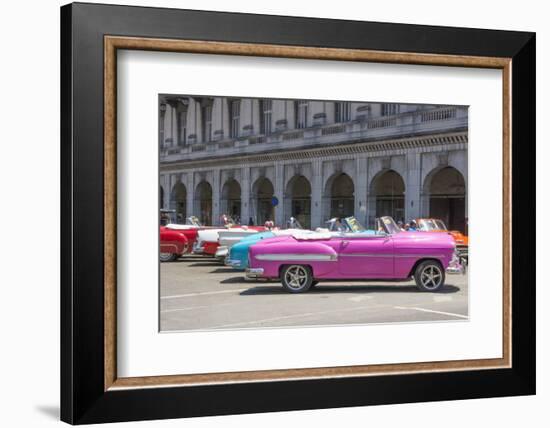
[225, 231, 277, 270]
[226, 216, 377, 270]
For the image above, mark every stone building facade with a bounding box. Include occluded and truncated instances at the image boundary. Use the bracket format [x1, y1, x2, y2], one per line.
[159, 95, 468, 233]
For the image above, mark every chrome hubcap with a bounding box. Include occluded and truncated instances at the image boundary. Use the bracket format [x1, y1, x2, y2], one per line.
[284, 266, 309, 290]
[420, 265, 442, 289]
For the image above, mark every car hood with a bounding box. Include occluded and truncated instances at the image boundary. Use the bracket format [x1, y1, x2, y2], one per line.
[197, 228, 226, 242]
[393, 231, 455, 247]
[240, 231, 276, 242]
[165, 223, 200, 230]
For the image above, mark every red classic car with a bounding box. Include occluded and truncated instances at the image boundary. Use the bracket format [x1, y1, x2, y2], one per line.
[159, 226, 188, 262]
[161, 215, 212, 254]
[163, 225, 200, 252]
[161, 214, 255, 258]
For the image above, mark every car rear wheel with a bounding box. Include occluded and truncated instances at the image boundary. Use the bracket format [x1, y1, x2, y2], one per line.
[160, 252, 178, 262]
[414, 261, 445, 292]
[281, 265, 313, 293]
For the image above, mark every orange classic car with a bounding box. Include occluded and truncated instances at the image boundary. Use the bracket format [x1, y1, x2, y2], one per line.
[415, 218, 468, 265]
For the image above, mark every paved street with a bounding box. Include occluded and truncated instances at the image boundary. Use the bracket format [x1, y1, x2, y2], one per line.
[160, 255, 468, 332]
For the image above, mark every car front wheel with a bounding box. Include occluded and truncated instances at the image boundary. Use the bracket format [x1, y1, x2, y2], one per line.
[281, 265, 313, 293]
[160, 252, 178, 262]
[414, 260, 445, 292]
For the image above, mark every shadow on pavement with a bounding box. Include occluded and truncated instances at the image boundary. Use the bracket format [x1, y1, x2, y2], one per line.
[169, 256, 211, 263]
[220, 276, 273, 284]
[209, 268, 237, 274]
[238, 283, 461, 295]
[188, 262, 224, 267]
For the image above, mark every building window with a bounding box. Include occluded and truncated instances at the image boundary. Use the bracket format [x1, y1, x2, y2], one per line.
[229, 99, 241, 138]
[381, 103, 399, 116]
[178, 111, 187, 146]
[259, 99, 272, 135]
[202, 105, 212, 142]
[335, 102, 351, 122]
[295, 100, 308, 129]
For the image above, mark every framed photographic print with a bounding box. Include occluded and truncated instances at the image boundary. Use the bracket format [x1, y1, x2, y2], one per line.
[60, 2, 536, 424]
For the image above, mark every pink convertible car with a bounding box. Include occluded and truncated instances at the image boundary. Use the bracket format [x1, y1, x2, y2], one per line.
[246, 216, 463, 293]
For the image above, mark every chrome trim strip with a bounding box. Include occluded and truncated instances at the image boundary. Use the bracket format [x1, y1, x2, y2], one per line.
[339, 253, 392, 258]
[446, 265, 465, 274]
[160, 244, 179, 251]
[394, 254, 445, 258]
[340, 253, 445, 258]
[338, 234, 389, 239]
[255, 253, 337, 261]
[254, 253, 445, 261]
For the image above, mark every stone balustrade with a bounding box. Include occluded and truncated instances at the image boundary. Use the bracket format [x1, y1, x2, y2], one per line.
[161, 106, 468, 162]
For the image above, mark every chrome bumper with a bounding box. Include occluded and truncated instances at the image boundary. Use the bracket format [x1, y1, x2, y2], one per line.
[215, 246, 229, 259]
[192, 241, 204, 254]
[225, 258, 242, 268]
[446, 263, 465, 275]
[245, 268, 264, 279]
[446, 251, 465, 274]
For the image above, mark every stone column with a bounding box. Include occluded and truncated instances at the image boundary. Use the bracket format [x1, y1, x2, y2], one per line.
[405, 152, 422, 221]
[272, 100, 287, 132]
[221, 98, 230, 140]
[211, 98, 224, 141]
[274, 163, 285, 226]
[167, 174, 175, 210]
[355, 157, 368, 226]
[285, 100, 295, 129]
[186, 98, 198, 144]
[171, 104, 178, 146]
[195, 101, 203, 143]
[186, 172, 195, 219]
[240, 99, 254, 136]
[251, 99, 260, 135]
[160, 174, 169, 209]
[311, 159, 323, 229]
[162, 105, 171, 147]
[324, 102, 335, 125]
[212, 169, 220, 225]
[241, 167, 250, 225]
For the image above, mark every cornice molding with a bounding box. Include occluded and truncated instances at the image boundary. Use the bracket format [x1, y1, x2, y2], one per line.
[160, 132, 467, 172]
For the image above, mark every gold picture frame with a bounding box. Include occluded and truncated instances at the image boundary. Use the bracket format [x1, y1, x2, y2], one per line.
[104, 36, 512, 391]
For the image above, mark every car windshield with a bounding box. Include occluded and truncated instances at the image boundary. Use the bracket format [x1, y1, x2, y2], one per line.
[418, 219, 447, 231]
[287, 217, 303, 229]
[325, 217, 365, 232]
[434, 220, 447, 230]
[326, 218, 345, 231]
[185, 216, 203, 227]
[344, 216, 366, 232]
[378, 216, 401, 235]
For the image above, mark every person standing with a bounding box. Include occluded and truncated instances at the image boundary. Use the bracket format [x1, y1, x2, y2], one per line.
[160, 212, 170, 226]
